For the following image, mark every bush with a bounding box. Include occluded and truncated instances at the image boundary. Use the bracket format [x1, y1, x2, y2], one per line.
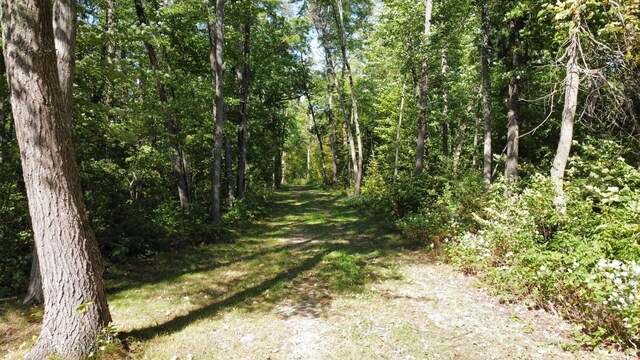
[445, 140, 640, 351]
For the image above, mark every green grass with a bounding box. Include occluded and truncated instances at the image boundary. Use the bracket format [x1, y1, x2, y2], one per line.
[2, 185, 407, 358]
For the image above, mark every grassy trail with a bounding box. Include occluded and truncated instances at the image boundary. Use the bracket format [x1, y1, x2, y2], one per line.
[2, 186, 626, 359]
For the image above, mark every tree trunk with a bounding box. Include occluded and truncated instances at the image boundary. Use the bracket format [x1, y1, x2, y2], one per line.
[236, 18, 250, 199]
[104, 0, 115, 106]
[393, 82, 406, 183]
[135, 0, 190, 211]
[274, 152, 283, 189]
[53, 0, 77, 118]
[481, 2, 492, 186]
[452, 103, 469, 173]
[224, 134, 234, 200]
[25, 0, 80, 306]
[281, 151, 287, 185]
[306, 138, 311, 180]
[333, 0, 363, 196]
[209, 0, 225, 222]
[302, 57, 327, 186]
[415, 0, 433, 175]
[309, 103, 327, 186]
[315, 16, 357, 191]
[504, 18, 523, 182]
[24, 252, 43, 305]
[472, 100, 480, 168]
[326, 65, 338, 187]
[441, 44, 449, 157]
[551, 32, 580, 211]
[1, 0, 112, 358]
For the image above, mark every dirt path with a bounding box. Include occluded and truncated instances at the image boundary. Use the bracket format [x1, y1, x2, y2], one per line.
[1, 186, 628, 359]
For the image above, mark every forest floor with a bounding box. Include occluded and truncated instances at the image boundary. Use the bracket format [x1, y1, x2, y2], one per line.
[0, 186, 631, 359]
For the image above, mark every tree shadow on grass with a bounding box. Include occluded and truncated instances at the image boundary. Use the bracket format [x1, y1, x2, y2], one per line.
[123, 248, 331, 340]
[116, 186, 409, 342]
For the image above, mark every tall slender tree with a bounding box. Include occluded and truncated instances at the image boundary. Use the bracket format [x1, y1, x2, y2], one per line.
[480, 2, 492, 185]
[415, 0, 433, 175]
[209, 0, 226, 222]
[236, 7, 251, 198]
[504, 15, 524, 182]
[134, 0, 191, 211]
[333, 0, 364, 196]
[551, 1, 581, 211]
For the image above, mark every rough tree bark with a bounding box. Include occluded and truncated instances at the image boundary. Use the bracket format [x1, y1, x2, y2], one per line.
[551, 22, 580, 211]
[25, 0, 80, 307]
[481, 2, 492, 185]
[134, 0, 191, 211]
[1, 0, 112, 357]
[393, 82, 406, 183]
[415, 0, 433, 175]
[208, 0, 225, 222]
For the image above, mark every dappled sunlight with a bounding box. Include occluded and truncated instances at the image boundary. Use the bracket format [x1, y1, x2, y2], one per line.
[102, 186, 404, 352]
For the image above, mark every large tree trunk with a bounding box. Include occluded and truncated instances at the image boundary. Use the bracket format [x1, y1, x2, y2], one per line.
[25, 0, 83, 307]
[334, 0, 363, 196]
[236, 18, 250, 198]
[481, 2, 492, 186]
[209, 0, 225, 222]
[415, 0, 433, 175]
[393, 82, 406, 183]
[551, 32, 580, 211]
[134, 0, 190, 211]
[1, 0, 112, 358]
[504, 18, 523, 182]
[441, 44, 449, 157]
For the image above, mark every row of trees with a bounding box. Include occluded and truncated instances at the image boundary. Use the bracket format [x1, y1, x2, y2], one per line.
[299, 0, 638, 207]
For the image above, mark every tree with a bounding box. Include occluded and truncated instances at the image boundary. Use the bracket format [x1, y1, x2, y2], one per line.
[550, 0, 581, 210]
[235, 1, 251, 199]
[134, 0, 192, 212]
[414, 0, 433, 175]
[480, 1, 492, 185]
[24, 0, 80, 308]
[504, 12, 523, 182]
[332, 0, 364, 196]
[311, 4, 357, 189]
[1, 0, 112, 357]
[209, 0, 225, 222]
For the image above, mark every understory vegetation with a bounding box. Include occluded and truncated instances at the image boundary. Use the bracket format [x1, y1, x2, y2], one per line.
[358, 138, 640, 352]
